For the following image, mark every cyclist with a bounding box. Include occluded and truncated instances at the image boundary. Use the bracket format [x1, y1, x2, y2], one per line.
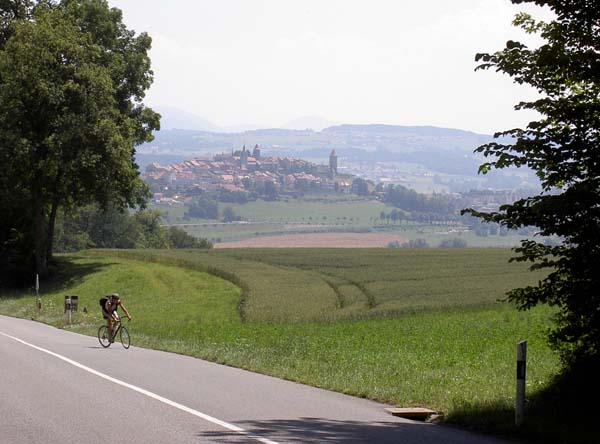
[100, 294, 132, 342]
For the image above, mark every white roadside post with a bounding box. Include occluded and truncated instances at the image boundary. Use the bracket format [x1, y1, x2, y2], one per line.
[64, 295, 78, 325]
[65, 295, 72, 325]
[516, 340, 527, 426]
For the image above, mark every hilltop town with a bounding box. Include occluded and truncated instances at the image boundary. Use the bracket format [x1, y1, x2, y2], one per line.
[143, 145, 355, 201]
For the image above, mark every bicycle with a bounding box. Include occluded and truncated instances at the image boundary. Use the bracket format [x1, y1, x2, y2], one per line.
[98, 318, 130, 349]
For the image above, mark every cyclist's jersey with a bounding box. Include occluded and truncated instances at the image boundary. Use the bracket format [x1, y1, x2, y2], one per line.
[99, 297, 118, 313]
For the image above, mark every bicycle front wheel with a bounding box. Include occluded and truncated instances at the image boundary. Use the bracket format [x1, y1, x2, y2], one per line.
[98, 325, 111, 348]
[120, 326, 130, 349]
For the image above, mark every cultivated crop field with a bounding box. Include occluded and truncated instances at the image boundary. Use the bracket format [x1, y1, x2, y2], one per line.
[93, 248, 547, 323]
[0, 249, 567, 442]
[216, 232, 408, 248]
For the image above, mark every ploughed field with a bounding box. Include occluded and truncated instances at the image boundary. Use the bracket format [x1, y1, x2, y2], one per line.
[0, 248, 559, 440]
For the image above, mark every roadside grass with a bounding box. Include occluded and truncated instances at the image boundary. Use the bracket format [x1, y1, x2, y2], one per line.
[0, 256, 241, 335]
[2, 250, 589, 442]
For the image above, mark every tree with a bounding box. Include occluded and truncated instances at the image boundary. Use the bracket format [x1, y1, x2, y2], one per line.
[0, 0, 33, 45]
[222, 206, 240, 223]
[263, 180, 278, 201]
[438, 238, 467, 248]
[166, 227, 212, 249]
[401, 238, 429, 248]
[186, 196, 219, 219]
[351, 177, 369, 196]
[133, 210, 169, 249]
[0, 1, 159, 279]
[53, 205, 212, 251]
[465, 0, 600, 368]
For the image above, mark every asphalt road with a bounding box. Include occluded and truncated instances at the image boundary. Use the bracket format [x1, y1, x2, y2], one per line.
[0, 315, 512, 444]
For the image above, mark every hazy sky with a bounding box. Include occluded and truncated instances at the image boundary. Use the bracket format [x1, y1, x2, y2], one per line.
[109, 0, 552, 134]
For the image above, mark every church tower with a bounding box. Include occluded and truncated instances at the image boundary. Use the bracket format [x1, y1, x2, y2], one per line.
[240, 144, 248, 167]
[329, 149, 338, 175]
[252, 144, 261, 159]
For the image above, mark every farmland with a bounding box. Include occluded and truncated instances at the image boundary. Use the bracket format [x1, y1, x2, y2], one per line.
[215, 232, 408, 248]
[89, 248, 546, 323]
[1, 248, 574, 442]
[151, 195, 530, 247]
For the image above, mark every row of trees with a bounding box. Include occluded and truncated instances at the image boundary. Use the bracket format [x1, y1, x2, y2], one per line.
[184, 197, 241, 222]
[0, 0, 159, 283]
[381, 184, 453, 214]
[54, 206, 211, 252]
[387, 238, 467, 249]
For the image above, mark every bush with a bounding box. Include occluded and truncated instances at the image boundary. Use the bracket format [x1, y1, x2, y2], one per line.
[439, 238, 467, 248]
[167, 227, 212, 249]
[401, 238, 429, 248]
[185, 196, 219, 219]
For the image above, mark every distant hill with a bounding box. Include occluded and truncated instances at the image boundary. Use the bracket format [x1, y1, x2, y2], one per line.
[321, 124, 491, 152]
[155, 106, 222, 132]
[155, 107, 265, 133]
[322, 123, 483, 138]
[281, 115, 337, 131]
[136, 123, 500, 177]
[139, 123, 493, 156]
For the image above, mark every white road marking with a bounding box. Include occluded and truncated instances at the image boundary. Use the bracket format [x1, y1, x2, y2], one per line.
[0, 331, 280, 444]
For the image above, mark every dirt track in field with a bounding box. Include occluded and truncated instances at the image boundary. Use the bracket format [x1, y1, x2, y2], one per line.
[215, 232, 408, 248]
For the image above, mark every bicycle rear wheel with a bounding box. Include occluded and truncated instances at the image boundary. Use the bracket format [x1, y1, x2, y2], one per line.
[120, 326, 130, 349]
[98, 325, 111, 348]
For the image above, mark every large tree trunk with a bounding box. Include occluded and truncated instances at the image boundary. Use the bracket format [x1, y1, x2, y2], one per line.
[33, 193, 48, 277]
[46, 170, 63, 264]
[46, 198, 58, 265]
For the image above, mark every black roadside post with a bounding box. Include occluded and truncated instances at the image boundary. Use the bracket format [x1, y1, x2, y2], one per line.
[516, 340, 527, 426]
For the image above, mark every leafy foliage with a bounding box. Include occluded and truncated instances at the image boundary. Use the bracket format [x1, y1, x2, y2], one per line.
[185, 196, 219, 219]
[222, 206, 241, 223]
[166, 226, 212, 249]
[382, 184, 452, 214]
[402, 238, 430, 248]
[0, 0, 159, 279]
[53, 205, 212, 251]
[439, 238, 468, 248]
[466, 0, 600, 367]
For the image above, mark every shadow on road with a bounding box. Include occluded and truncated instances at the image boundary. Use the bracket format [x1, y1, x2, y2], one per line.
[196, 417, 502, 444]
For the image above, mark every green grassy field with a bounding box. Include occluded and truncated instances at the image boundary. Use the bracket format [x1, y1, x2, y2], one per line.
[151, 195, 531, 247]
[91, 248, 547, 323]
[154, 195, 387, 226]
[1, 249, 584, 443]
